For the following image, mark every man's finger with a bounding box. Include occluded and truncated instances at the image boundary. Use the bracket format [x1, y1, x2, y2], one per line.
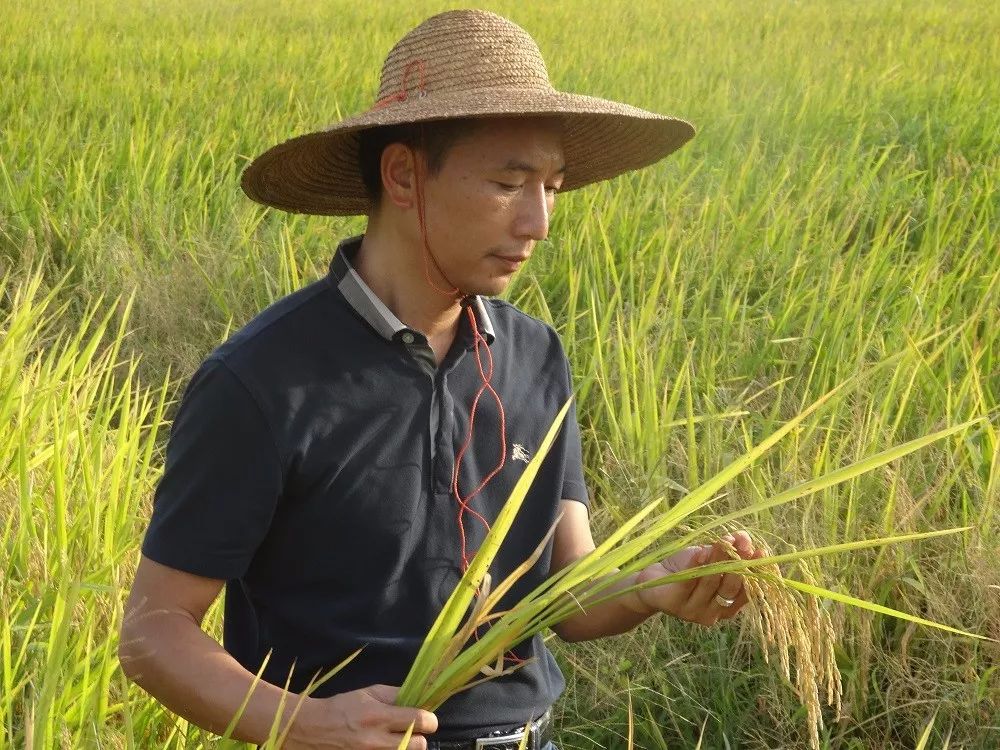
[667, 545, 708, 573]
[687, 545, 727, 610]
[367, 684, 400, 704]
[656, 548, 705, 609]
[731, 530, 754, 558]
[384, 730, 430, 750]
[717, 588, 749, 620]
[403, 735, 430, 750]
[364, 687, 438, 735]
[382, 707, 438, 734]
[717, 547, 767, 620]
[713, 570, 744, 609]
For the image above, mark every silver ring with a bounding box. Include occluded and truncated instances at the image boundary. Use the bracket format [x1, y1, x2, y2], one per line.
[714, 593, 737, 608]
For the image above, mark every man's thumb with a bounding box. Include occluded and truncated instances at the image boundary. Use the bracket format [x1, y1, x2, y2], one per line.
[366, 684, 401, 704]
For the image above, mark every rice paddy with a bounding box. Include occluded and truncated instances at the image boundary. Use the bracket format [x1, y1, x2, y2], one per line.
[2, 0, 998, 747]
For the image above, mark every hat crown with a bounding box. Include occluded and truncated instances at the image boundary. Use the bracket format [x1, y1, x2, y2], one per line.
[374, 10, 554, 107]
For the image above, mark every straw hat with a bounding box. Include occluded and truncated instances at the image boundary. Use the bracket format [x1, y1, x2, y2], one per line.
[241, 9, 696, 216]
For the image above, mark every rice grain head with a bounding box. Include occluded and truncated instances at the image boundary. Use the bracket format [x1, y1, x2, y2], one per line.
[740, 548, 843, 750]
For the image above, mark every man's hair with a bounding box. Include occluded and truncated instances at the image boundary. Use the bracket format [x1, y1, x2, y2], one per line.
[357, 118, 485, 211]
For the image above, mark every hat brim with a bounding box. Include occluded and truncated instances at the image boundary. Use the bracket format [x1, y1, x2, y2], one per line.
[240, 89, 696, 216]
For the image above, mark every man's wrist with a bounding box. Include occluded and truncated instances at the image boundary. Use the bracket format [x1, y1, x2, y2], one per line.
[280, 694, 321, 746]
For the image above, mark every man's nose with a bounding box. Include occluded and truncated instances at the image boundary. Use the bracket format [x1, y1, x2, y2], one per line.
[515, 184, 551, 241]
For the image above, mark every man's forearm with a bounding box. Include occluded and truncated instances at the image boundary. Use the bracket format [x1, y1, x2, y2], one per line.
[119, 611, 307, 745]
[552, 570, 656, 642]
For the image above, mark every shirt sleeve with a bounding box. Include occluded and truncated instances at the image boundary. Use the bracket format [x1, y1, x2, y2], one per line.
[559, 352, 589, 510]
[141, 357, 283, 580]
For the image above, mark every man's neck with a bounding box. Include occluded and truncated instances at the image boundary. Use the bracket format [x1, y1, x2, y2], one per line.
[353, 223, 463, 342]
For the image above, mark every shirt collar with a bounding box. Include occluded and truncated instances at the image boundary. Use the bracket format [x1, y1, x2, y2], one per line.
[329, 235, 496, 346]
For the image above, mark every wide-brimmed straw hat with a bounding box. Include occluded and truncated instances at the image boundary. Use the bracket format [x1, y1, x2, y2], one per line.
[241, 9, 696, 216]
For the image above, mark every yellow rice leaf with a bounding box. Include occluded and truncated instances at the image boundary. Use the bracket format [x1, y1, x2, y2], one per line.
[914, 711, 937, 750]
[396, 721, 414, 750]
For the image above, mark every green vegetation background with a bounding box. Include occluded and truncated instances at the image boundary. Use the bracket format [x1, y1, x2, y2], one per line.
[2, 0, 998, 747]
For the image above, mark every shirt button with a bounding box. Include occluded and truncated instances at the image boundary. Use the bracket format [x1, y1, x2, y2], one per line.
[401, 332, 415, 344]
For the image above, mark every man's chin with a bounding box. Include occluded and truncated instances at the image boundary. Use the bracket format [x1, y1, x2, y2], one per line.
[462, 277, 512, 298]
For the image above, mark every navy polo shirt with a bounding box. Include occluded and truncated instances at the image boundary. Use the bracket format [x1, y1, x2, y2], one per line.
[141, 234, 589, 740]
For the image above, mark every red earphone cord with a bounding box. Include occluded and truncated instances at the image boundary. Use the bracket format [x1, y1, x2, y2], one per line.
[413, 152, 527, 667]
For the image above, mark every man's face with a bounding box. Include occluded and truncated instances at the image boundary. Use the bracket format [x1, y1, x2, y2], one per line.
[416, 117, 565, 297]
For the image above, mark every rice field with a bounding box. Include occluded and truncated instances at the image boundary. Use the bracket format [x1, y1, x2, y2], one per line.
[2, 0, 998, 747]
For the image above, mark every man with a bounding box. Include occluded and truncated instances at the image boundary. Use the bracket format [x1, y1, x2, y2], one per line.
[119, 10, 763, 750]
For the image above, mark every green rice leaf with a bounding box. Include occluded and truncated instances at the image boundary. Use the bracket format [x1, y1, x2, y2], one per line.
[589, 527, 972, 611]
[779, 577, 991, 641]
[669, 416, 986, 549]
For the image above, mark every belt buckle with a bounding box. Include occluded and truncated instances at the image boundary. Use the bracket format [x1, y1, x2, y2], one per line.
[474, 728, 526, 749]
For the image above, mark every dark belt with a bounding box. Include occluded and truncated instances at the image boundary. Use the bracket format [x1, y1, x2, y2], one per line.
[427, 709, 553, 750]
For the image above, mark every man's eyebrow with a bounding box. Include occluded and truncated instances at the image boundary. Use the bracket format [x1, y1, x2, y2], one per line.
[500, 159, 567, 175]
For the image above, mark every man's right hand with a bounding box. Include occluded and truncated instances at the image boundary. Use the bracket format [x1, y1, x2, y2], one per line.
[119, 557, 438, 749]
[285, 684, 438, 750]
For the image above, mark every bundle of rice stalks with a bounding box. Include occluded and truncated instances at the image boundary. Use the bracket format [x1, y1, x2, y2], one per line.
[395, 375, 989, 749]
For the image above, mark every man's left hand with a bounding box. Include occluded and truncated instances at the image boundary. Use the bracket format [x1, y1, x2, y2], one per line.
[632, 531, 764, 627]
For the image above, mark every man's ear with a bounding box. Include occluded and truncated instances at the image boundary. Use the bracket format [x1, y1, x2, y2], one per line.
[380, 143, 419, 210]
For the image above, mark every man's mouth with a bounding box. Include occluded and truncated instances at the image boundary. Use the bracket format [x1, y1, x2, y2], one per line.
[491, 254, 529, 271]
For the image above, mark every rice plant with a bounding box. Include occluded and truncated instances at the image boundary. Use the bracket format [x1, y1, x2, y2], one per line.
[395, 362, 989, 748]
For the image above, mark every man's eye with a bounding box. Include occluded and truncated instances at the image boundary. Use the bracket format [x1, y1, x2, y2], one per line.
[495, 182, 521, 192]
